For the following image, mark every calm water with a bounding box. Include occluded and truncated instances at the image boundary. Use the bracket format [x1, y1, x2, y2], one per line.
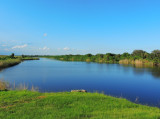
[1, 58, 160, 106]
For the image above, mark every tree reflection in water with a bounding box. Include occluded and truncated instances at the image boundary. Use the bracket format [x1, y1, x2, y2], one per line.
[120, 64, 160, 79]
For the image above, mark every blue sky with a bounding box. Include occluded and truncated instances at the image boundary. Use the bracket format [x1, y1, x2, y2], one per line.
[0, 0, 160, 55]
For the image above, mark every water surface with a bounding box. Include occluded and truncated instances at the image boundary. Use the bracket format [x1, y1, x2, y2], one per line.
[1, 58, 160, 107]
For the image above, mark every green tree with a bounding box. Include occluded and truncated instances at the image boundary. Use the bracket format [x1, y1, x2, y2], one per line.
[10, 53, 15, 58]
[132, 50, 146, 58]
[121, 52, 130, 59]
[22, 54, 25, 58]
[152, 50, 160, 57]
[96, 54, 104, 58]
[85, 53, 92, 57]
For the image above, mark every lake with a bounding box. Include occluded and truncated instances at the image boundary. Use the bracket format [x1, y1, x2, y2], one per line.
[1, 58, 160, 107]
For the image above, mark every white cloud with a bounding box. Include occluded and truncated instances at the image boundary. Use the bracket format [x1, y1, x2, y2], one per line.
[39, 46, 50, 50]
[44, 33, 47, 37]
[43, 46, 50, 50]
[12, 44, 28, 49]
[63, 47, 70, 51]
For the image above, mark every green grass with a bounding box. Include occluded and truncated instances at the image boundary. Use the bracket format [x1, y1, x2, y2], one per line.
[0, 56, 39, 68]
[21, 57, 39, 60]
[0, 59, 21, 68]
[0, 90, 160, 119]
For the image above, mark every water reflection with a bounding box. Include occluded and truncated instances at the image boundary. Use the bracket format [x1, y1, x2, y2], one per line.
[121, 64, 160, 79]
[0, 68, 3, 72]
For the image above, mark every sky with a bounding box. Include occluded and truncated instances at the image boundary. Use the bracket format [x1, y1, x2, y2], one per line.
[0, 0, 160, 55]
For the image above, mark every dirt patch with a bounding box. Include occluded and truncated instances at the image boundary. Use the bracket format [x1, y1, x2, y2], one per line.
[1, 105, 15, 109]
[36, 96, 46, 99]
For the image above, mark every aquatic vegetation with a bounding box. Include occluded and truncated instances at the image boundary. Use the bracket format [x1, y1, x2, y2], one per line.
[0, 80, 9, 91]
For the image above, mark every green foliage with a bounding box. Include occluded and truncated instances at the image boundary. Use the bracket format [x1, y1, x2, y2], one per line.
[10, 53, 15, 59]
[152, 50, 160, 57]
[132, 50, 147, 59]
[121, 52, 130, 59]
[85, 53, 92, 57]
[22, 54, 25, 58]
[42, 49, 160, 66]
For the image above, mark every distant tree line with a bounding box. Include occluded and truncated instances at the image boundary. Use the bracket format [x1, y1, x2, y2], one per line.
[41, 50, 160, 65]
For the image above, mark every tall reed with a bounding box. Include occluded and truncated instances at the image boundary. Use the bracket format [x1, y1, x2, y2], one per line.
[0, 79, 9, 91]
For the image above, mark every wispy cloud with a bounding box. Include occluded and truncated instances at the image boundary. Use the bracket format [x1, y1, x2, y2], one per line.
[39, 46, 50, 50]
[43, 46, 50, 50]
[12, 44, 28, 49]
[63, 47, 70, 51]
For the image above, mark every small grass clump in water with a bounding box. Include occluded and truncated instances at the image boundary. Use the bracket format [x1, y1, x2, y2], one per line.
[0, 91, 160, 119]
[0, 80, 9, 91]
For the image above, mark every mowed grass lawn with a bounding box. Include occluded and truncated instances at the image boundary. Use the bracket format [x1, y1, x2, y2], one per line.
[0, 91, 160, 119]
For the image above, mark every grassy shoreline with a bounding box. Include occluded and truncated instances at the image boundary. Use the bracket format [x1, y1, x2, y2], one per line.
[0, 59, 22, 68]
[0, 56, 39, 69]
[0, 90, 160, 119]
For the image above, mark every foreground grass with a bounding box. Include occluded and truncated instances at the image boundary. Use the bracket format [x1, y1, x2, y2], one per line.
[0, 91, 160, 119]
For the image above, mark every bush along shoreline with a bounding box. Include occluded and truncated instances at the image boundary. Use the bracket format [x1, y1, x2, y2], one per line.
[40, 50, 160, 67]
[0, 53, 39, 69]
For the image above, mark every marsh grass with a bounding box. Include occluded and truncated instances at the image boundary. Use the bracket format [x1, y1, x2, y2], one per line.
[0, 79, 9, 91]
[21, 57, 39, 60]
[10, 82, 39, 92]
[0, 80, 39, 92]
[0, 55, 39, 69]
[0, 59, 21, 68]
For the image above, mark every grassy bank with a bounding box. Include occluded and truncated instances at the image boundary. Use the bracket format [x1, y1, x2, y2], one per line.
[21, 57, 39, 60]
[0, 55, 39, 68]
[0, 58, 21, 68]
[0, 90, 160, 119]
